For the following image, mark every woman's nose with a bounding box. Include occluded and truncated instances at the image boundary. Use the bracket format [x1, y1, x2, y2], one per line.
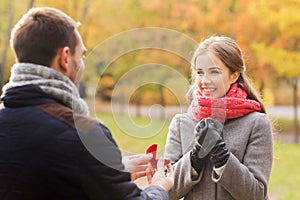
[201, 74, 212, 84]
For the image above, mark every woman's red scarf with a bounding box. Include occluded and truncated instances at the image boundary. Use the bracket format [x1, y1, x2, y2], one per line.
[191, 83, 262, 122]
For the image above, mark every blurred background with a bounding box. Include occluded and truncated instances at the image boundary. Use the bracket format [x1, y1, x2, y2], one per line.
[0, 0, 299, 199]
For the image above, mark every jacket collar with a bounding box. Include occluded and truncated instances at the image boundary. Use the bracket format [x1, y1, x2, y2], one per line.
[1, 84, 62, 108]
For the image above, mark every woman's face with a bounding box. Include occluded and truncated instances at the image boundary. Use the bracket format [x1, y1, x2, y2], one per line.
[195, 52, 239, 98]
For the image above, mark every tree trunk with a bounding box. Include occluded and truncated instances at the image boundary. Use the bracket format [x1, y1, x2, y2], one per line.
[28, 0, 35, 9]
[158, 84, 165, 119]
[81, 0, 90, 23]
[0, 0, 15, 90]
[135, 90, 141, 117]
[293, 78, 299, 143]
[259, 81, 265, 98]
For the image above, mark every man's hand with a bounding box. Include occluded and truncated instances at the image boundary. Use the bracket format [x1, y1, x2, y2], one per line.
[122, 154, 153, 181]
[145, 144, 171, 169]
[148, 158, 174, 192]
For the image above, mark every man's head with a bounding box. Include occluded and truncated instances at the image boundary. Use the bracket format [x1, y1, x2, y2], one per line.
[10, 7, 86, 85]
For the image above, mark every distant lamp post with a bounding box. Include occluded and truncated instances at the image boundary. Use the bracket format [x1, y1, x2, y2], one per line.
[293, 77, 299, 143]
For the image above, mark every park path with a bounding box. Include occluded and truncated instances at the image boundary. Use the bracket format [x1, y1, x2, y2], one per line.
[93, 103, 298, 120]
[92, 102, 299, 143]
[266, 106, 300, 143]
[267, 105, 300, 119]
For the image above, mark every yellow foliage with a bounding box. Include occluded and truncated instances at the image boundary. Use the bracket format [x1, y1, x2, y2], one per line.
[140, 91, 160, 105]
[1, 0, 300, 105]
[262, 87, 275, 107]
[252, 42, 300, 78]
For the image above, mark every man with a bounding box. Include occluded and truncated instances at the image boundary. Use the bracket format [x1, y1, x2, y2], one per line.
[0, 7, 173, 200]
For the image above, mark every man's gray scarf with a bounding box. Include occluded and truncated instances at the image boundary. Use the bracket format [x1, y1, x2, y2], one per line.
[2, 63, 89, 116]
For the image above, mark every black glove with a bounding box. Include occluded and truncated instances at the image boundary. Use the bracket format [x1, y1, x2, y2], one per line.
[191, 118, 230, 173]
[190, 142, 207, 174]
[190, 118, 211, 174]
[209, 137, 230, 168]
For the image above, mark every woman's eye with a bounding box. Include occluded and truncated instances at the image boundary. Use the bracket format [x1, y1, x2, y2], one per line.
[211, 70, 219, 74]
[196, 71, 203, 75]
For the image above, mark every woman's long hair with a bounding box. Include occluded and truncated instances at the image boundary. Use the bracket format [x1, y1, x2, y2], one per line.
[187, 35, 266, 113]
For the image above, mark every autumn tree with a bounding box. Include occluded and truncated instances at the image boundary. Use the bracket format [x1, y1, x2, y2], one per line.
[0, 0, 299, 109]
[249, 0, 300, 142]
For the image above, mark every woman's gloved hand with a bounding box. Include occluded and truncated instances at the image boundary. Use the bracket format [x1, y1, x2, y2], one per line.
[190, 118, 229, 173]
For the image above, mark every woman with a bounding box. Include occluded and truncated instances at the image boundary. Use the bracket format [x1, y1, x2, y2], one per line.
[164, 36, 273, 200]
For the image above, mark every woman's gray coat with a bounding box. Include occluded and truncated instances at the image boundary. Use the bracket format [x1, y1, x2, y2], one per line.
[164, 112, 273, 200]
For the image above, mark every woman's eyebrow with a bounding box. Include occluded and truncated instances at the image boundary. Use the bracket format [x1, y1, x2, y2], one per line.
[196, 66, 222, 70]
[208, 66, 222, 70]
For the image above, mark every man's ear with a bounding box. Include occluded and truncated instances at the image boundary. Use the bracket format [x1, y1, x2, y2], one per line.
[58, 46, 71, 75]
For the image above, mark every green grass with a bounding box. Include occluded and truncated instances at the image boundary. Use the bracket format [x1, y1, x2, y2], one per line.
[269, 141, 300, 200]
[94, 112, 170, 156]
[94, 112, 300, 199]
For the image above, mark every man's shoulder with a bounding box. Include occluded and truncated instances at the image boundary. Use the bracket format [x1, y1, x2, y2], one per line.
[35, 103, 100, 134]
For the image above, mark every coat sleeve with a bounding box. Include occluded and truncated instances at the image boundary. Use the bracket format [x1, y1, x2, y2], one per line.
[164, 114, 203, 199]
[78, 122, 169, 200]
[214, 114, 273, 200]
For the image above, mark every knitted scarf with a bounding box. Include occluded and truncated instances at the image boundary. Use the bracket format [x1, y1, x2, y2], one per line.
[2, 63, 89, 116]
[190, 83, 261, 122]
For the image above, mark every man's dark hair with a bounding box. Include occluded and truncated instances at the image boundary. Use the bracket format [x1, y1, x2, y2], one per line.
[10, 7, 79, 67]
